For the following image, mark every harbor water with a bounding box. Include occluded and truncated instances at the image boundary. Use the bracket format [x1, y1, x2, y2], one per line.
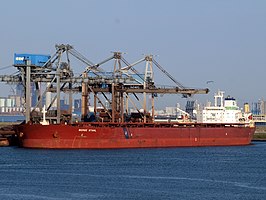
[0, 143, 265, 200]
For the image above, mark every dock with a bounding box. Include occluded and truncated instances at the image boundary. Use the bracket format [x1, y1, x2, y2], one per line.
[0, 122, 19, 146]
[253, 126, 266, 141]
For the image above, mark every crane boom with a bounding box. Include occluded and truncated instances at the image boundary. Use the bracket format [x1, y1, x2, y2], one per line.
[152, 59, 185, 89]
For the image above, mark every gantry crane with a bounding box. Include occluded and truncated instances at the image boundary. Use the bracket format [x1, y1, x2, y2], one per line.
[0, 44, 209, 124]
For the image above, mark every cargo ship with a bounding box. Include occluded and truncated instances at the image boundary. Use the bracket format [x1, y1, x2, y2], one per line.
[15, 91, 255, 149]
[10, 44, 254, 148]
[16, 122, 254, 149]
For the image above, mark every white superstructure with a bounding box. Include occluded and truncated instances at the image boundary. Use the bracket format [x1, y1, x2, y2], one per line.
[197, 91, 252, 124]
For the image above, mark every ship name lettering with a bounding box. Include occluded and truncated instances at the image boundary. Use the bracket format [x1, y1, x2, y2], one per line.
[89, 129, 96, 132]
[78, 129, 88, 132]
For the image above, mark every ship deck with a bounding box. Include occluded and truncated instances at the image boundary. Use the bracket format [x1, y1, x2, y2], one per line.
[69, 122, 253, 128]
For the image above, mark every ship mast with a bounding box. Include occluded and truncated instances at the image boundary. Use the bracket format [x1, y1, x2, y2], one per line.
[214, 91, 225, 107]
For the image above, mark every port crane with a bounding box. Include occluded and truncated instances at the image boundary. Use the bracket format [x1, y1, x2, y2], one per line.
[0, 44, 209, 123]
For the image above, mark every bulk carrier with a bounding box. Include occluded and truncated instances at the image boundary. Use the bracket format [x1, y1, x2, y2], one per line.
[10, 44, 254, 148]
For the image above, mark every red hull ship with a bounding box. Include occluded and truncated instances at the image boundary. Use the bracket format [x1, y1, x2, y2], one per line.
[16, 122, 255, 149]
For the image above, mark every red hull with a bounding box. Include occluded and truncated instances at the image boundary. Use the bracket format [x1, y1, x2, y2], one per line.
[16, 123, 255, 149]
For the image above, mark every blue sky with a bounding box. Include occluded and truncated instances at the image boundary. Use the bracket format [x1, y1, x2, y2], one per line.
[0, 0, 266, 108]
